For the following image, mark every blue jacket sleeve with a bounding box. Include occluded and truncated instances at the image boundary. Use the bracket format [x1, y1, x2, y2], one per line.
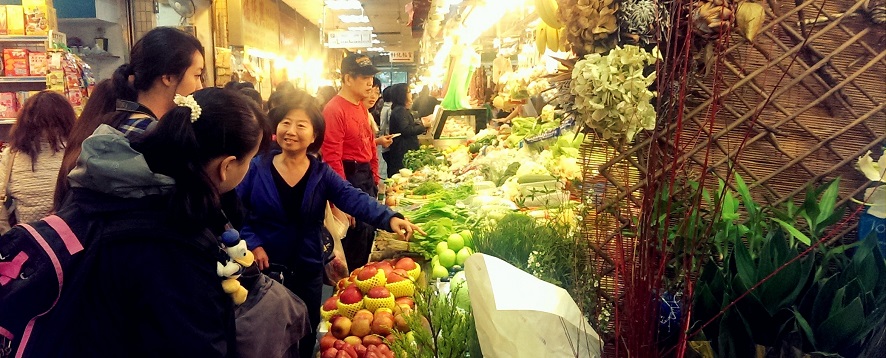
[235, 160, 264, 249]
[322, 164, 399, 231]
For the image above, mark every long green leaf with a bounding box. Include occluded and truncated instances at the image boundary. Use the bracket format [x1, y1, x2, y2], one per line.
[772, 218, 812, 246]
[734, 172, 758, 218]
[793, 310, 818, 350]
[815, 178, 840, 231]
[817, 298, 866, 352]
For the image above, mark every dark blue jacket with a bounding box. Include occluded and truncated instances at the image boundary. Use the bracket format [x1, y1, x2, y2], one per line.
[236, 153, 399, 270]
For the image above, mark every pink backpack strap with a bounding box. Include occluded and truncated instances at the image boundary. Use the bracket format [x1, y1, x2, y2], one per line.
[14, 218, 78, 358]
[42, 215, 82, 255]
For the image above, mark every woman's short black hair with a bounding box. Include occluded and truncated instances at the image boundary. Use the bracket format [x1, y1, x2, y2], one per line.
[268, 96, 325, 155]
[388, 83, 409, 107]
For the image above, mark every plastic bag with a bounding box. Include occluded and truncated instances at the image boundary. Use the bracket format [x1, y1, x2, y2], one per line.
[323, 203, 349, 285]
[464, 254, 602, 357]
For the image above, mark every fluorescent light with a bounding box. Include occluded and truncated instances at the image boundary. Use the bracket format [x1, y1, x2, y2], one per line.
[372, 39, 381, 44]
[326, 0, 362, 10]
[367, 47, 385, 52]
[339, 15, 370, 23]
[348, 26, 373, 31]
[371, 33, 377, 38]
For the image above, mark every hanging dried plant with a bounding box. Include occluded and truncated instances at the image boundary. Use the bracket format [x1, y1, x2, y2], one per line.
[619, 0, 671, 45]
[691, 0, 736, 39]
[558, 0, 620, 56]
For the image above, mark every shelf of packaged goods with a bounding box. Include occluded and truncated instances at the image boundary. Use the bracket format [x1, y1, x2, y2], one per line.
[0, 76, 46, 83]
[0, 35, 47, 42]
[0, 119, 16, 125]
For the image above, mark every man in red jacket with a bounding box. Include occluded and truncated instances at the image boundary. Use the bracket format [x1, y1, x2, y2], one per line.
[322, 53, 382, 270]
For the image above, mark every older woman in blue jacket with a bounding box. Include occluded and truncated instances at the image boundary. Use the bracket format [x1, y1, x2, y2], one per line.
[236, 96, 420, 357]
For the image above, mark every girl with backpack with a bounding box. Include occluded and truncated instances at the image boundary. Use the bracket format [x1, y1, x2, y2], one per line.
[16, 88, 264, 357]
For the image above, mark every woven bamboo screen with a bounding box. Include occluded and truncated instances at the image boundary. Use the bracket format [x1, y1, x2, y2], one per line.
[579, 0, 886, 337]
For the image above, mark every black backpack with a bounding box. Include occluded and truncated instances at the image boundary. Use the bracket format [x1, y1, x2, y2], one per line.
[0, 215, 82, 358]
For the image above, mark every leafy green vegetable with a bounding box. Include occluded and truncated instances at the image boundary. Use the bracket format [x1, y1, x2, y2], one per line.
[413, 182, 445, 196]
[404, 145, 444, 171]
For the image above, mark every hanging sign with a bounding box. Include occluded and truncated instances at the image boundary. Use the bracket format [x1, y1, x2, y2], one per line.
[327, 30, 372, 48]
[389, 51, 414, 63]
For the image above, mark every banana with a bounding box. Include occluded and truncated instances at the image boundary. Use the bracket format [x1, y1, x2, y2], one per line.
[546, 24, 559, 52]
[536, 0, 562, 29]
[536, 23, 547, 55]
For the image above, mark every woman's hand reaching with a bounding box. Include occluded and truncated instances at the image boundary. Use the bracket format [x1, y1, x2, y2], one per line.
[389, 217, 425, 241]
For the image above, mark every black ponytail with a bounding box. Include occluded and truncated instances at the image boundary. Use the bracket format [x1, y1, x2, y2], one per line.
[133, 88, 264, 229]
[111, 64, 138, 103]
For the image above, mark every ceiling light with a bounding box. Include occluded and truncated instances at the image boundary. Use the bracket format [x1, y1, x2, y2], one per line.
[339, 15, 370, 23]
[372, 39, 381, 44]
[348, 26, 373, 31]
[367, 47, 385, 52]
[371, 33, 377, 38]
[326, 0, 363, 10]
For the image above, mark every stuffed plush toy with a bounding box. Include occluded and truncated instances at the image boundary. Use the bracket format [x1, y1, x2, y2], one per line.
[216, 229, 256, 305]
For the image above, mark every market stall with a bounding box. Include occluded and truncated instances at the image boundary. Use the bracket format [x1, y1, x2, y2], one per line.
[314, 0, 886, 357]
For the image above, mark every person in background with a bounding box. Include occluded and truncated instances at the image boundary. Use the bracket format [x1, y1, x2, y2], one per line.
[364, 77, 393, 148]
[383, 83, 430, 178]
[25, 88, 263, 357]
[411, 85, 440, 119]
[275, 81, 296, 94]
[321, 53, 386, 270]
[239, 87, 263, 107]
[316, 85, 337, 109]
[0, 91, 75, 232]
[53, 26, 205, 210]
[377, 86, 394, 178]
[238, 97, 421, 357]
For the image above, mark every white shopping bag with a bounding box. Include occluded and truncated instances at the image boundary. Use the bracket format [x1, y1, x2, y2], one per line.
[464, 254, 602, 358]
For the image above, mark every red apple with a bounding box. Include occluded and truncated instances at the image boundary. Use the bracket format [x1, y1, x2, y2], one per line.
[395, 297, 415, 309]
[357, 266, 378, 281]
[374, 261, 394, 276]
[320, 333, 338, 351]
[335, 350, 351, 358]
[324, 295, 340, 311]
[394, 257, 417, 271]
[386, 269, 409, 283]
[367, 286, 391, 299]
[339, 285, 363, 304]
[384, 334, 396, 344]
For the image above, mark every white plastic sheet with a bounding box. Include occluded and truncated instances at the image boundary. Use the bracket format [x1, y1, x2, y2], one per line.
[464, 254, 602, 357]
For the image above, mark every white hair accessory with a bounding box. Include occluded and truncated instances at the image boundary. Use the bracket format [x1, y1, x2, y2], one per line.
[173, 94, 202, 123]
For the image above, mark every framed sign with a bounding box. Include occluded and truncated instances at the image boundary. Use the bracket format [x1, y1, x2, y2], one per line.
[327, 30, 372, 49]
[389, 51, 414, 63]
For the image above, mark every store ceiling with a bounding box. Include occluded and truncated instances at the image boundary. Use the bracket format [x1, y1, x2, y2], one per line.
[283, 0, 421, 53]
